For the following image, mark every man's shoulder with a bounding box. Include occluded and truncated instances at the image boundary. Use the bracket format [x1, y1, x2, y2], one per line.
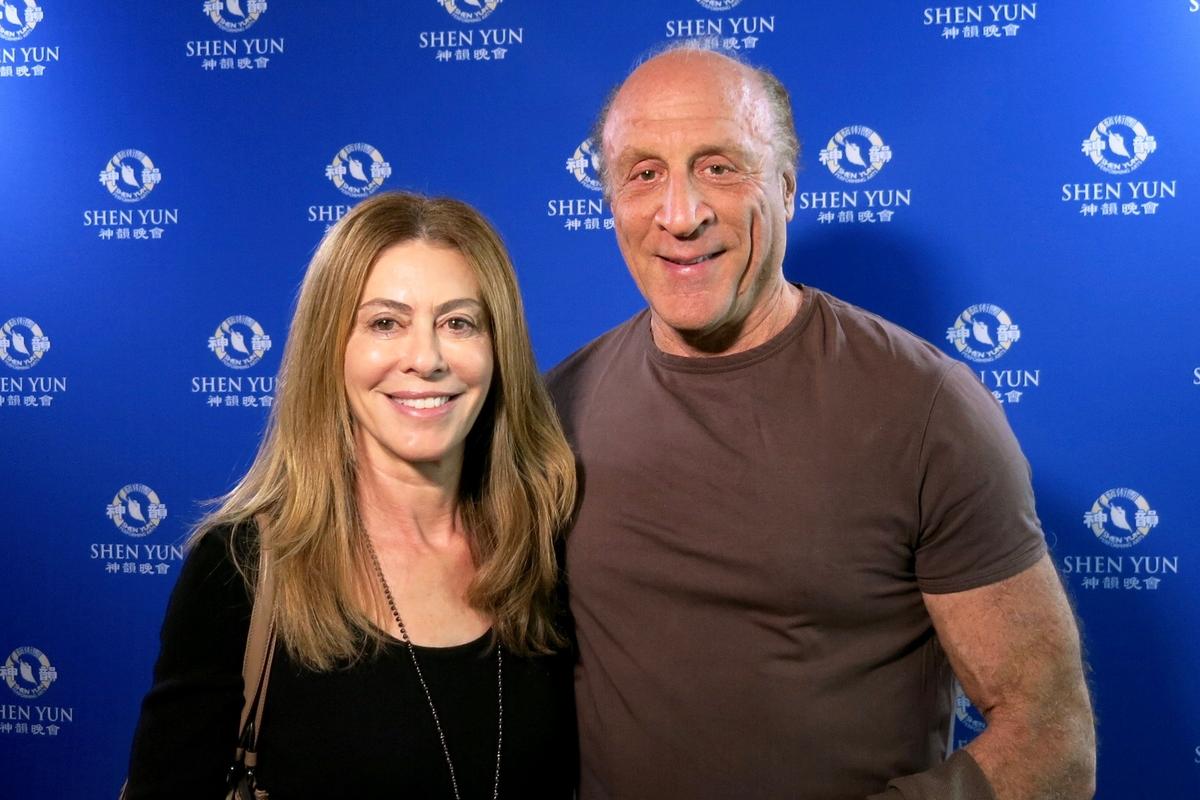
[546, 310, 648, 397]
[810, 288, 958, 381]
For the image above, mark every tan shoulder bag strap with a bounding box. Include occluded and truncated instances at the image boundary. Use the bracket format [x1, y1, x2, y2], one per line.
[120, 520, 278, 800]
[236, 515, 278, 770]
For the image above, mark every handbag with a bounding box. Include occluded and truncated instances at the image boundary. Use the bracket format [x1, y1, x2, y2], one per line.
[120, 521, 277, 800]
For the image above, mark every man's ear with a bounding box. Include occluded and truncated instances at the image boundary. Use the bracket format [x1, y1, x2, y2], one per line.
[782, 169, 797, 221]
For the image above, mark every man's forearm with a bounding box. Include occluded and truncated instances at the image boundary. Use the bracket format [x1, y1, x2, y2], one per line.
[966, 679, 1096, 800]
[864, 692, 1094, 800]
[922, 557, 1097, 800]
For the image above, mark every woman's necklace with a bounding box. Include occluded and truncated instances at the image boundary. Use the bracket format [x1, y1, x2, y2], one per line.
[365, 536, 503, 800]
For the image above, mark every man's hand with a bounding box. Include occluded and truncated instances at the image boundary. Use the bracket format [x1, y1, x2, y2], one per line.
[924, 555, 1096, 799]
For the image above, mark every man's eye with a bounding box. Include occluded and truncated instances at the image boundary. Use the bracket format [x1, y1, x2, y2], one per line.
[706, 164, 731, 176]
[635, 169, 657, 181]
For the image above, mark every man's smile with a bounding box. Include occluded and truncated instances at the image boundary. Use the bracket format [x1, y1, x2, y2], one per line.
[658, 250, 726, 267]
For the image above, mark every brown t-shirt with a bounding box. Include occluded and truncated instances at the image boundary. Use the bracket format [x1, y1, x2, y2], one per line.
[547, 288, 1046, 799]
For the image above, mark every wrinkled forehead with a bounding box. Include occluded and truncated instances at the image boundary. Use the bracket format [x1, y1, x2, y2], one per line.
[605, 56, 774, 154]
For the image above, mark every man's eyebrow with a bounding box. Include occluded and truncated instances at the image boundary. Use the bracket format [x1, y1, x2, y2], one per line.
[616, 147, 658, 164]
[357, 298, 484, 315]
[615, 143, 755, 166]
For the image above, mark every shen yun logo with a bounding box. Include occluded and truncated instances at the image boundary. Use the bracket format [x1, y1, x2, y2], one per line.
[98, 150, 161, 203]
[203, 0, 267, 33]
[953, 680, 986, 736]
[696, 0, 743, 9]
[1081, 116, 1156, 175]
[440, 0, 502, 24]
[2, 646, 56, 700]
[946, 305, 1020, 363]
[0, 317, 49, 370]
[209, 315, 272, 369]
[1084, 488, 1159, 549]
[326, 144, 392, 198]
[0, 0, 42, 41]
[819, 126, 892, 184]
[566, 138, 603, 193]
[107, 484, 168, 538]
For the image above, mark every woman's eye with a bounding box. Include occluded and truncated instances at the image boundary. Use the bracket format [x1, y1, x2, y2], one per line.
[445, 317, 477, 333]
[369, 318, 397, 332]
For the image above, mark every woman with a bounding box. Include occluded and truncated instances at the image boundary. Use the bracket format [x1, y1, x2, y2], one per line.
[125, 192, 578, 798]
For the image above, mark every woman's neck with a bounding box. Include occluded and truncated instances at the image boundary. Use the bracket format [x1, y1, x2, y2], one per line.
[356, 460, 462, 547]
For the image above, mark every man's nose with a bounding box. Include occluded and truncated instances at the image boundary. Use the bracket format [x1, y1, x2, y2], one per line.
[654, 172, 714, 238]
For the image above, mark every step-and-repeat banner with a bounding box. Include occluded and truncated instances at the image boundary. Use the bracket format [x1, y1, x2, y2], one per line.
[2, 2, 1198, 796]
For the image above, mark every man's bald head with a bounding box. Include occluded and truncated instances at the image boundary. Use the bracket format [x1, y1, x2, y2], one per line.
[593, 42, 801, 357]
[592, 44, 800, 197]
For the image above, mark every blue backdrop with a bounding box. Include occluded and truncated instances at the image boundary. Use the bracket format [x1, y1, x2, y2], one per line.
[2, 1, 1198, 796]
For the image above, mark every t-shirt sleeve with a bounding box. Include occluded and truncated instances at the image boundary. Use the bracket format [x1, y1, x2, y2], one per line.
[914, 363, 1047, 594]
[124, 527, 253, 799]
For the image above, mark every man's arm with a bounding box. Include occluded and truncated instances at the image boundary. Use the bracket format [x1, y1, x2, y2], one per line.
[923, 554, 1096, 800]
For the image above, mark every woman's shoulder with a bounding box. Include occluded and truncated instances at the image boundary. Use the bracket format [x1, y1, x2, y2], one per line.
[126, 521, 260, 797]
[192, 517, 261, 565]
[171, 518, 262, 616]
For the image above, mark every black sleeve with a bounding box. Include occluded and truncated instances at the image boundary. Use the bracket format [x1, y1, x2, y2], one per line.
[124, 526, 253, 799]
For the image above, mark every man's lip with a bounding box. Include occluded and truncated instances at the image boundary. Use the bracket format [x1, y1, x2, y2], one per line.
[657, 250, 725, 266]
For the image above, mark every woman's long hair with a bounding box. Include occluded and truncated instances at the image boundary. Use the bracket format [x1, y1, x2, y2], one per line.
[195, 192, 576, 670]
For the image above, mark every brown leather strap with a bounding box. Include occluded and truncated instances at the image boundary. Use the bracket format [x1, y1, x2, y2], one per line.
[237, 515, 277, 764]
[120, 519, 278, 800]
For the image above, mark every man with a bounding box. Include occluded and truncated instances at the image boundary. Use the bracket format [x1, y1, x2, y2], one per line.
[547, 46, 1095, 799]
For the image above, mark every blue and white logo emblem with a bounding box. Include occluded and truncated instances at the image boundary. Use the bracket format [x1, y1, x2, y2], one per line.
[953, 681, 986, 734]
[0, 0, 43, 42]
[106, 484, 168, 537]
[439, 0, 502, 23]
[2, 646, 57, 700]
[203, 0, 267, 34]
[209, 315, 272, 369]
[566, 138, 603, 192]
[696, 0, 743, 9]
[326, 143, 392, 198]
[946, 304, 1019, 363]
[1081, 116, 1156, 175]
[820, 126, 892, 184]
[0, 317, 50, 370]
[1084, 488, 1159, 549]
[99, 150, 161, 203]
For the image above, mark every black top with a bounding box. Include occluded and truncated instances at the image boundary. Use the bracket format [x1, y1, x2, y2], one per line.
[125, 525, 576, 799]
